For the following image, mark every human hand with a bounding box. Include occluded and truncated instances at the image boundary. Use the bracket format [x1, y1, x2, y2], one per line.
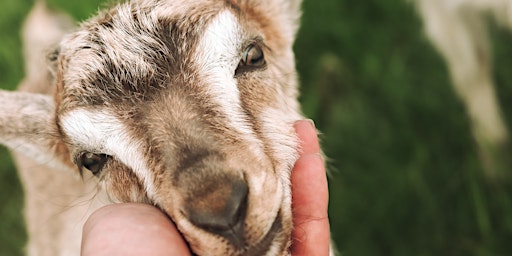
[81, 119, 330, 255]
[81, 203, 191, 256]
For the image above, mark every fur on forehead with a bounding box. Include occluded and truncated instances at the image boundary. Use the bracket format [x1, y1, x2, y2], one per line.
[54, 0, 301, 111]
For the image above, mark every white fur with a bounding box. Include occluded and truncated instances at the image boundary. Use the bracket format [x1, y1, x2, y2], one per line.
[194, 10, 266, 156]
[60, 109, 157, 199]
[195, 11, 246, 132]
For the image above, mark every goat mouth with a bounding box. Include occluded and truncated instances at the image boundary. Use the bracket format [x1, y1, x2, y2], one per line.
[243, 212, 284, 256]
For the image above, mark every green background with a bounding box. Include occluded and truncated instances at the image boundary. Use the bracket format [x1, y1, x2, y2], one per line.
[1, 0, 512, 255]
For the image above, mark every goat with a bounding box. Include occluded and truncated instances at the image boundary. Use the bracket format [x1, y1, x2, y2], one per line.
[0, 0, 320, 255]
[414, 0, 511, 180]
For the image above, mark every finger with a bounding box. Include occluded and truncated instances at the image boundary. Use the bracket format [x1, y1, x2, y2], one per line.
[291, 154, 329, 218]
[290, 154, 330, 256]
[82, 203, 191, 256]
[294, 119, 320, 155]
[290, 121, 330, 256]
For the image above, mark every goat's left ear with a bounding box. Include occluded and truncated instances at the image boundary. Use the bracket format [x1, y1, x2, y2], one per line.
[0, 90, 74, 171]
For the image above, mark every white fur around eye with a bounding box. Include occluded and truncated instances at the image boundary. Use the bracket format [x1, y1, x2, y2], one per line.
[194, 11, 265, 156]
[60, 108, 156, 199]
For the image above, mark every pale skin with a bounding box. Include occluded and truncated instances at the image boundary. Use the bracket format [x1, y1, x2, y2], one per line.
[81, 119, 330, 255]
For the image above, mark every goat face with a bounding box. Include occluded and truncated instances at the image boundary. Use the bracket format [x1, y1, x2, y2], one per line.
[54, 0, 302, 254]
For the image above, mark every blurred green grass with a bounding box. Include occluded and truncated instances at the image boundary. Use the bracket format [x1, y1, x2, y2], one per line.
[0, 1, 34, 255]
[1, 0, 512, 255]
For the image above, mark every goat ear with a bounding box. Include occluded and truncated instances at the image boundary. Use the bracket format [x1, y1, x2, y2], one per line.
[0, 90, 73, 171]
[22, 1, 73, 81]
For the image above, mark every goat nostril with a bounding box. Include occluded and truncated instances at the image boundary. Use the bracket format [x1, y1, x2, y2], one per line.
[186, 179, 248, 248]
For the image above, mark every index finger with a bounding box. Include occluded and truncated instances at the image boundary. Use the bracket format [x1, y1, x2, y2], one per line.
[294, 119, 320, 155]
[290, 119, 330, 256]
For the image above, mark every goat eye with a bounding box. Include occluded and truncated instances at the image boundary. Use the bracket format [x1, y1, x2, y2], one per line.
[236, 44, 266, 75]
[77, 152, 109, 176]
[242, 44, 265, 67]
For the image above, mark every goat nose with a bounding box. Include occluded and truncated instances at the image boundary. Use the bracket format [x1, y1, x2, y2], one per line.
[185, 178, 248, 247]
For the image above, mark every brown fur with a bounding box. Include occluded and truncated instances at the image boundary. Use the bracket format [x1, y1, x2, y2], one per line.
[0, 0, 319, 255]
